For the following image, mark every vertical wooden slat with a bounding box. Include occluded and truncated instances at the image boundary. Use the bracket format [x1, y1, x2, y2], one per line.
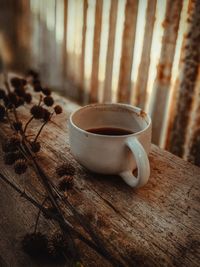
[62, 0, 68, 94]
[117, 0, 139, 103]
[134, 0, 157, 109]
[0, 0, 31, 71]
[18, 0, 32, 68]
[186, 68, 200, 166]
[39, 1, 48, 79]
[79, 0, 88, 103]
[169, 0, 200, 157]
[165, 31, 187, 149]
[47, 0, 57, 86]
[103, 0, 118, 102]
[89, 0, 103, 103]
[188, 121, 200, 167]
[150, 0, 183, 145]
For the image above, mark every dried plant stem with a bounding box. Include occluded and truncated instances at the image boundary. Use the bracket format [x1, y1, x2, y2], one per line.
[38, 94, 42, 106]
[55, 188, 123, 266]
[4, 74, 18, 121]
[12, 107, 20, 124]
[34, 197, 48, 233]
[4, 74, 22, 132]
[1, 126, 121, 265]
[5, 109, 16, 132]
[1, 74, 123, 266]
[20, 140, 79, 260]
[34, 113, 53, 143]
[34, 121, 48, 143]
[24, 116, 34, 134]
[4, 73, 11, 93]
[2, 74, 80, 261]
[0, 172, 123, 266]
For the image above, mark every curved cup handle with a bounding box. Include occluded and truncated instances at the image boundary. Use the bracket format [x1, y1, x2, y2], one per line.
[119, 138, 150, 188]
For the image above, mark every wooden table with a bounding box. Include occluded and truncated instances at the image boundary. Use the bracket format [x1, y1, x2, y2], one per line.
[0, 91, 200, 267]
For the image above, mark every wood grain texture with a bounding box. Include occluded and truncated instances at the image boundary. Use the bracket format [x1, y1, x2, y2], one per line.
[187, 67, 200, 166]
[169, 0, 200, 158]
[89, 0, 103, 103]
[164, 32, 187, 151]
[103, 0, 118, 102]
[134, 0, 157, 109]
[62, 0, 68, 86]
[0, 0, 31, 71]
[150, 0, 183, 145]
[117, 0, 139, 103]
[0, 83, 200, 266]
[79, 0, 88, 103]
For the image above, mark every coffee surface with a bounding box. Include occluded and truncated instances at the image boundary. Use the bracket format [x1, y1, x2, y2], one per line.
[86, 127, 134, 136]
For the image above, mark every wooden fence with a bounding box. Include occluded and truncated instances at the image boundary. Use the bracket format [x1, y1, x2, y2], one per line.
[0, 0, 200, 166]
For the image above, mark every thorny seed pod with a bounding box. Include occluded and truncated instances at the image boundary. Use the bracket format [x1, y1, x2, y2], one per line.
[0, 104, 5, 120]
[22, 232, 49, 259]
[2, 137, 20, 152]
[42, 87, 51, 96]
[3, 96, 9, 107]
[24, 93, 32, 104]
[3, 96, 14, 109]
[43, 109, 51, 122]
[14, 159, 28, 175]
[21, 79, 27, 86]
[14, 151, 25, 160]
[10, 137, 21, 146]
[33, 79, 41, 86]
[3, 152, 17, 165]
[30, 142, 41, 153]
[13, 121, 23, 131]
[34, 84, 42, 92]
[44, 96, 54, 107]
[14, 87, 26, 97]
[54, 105, 62, 115]
[26, 69, 39, 80]
[30, 105, 44, 119]
[8, 92, 18, 106]
[11, 77, 22, 88]
[43, 206, 60, 220]
[0, 89, 5, 99]
[56, 163, 75, 177]
[15, 97, 24, 108]
[48, 231, 69, 261]
[58, 176, 74, 191]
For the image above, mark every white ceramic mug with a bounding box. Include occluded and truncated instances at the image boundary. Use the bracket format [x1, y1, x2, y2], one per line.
[68, 103, 151, 188]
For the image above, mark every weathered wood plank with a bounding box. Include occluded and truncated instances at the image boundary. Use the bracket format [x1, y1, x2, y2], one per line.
[164, 20, 188, 150]
[62, 0, 68, 91]
[89, 0, 103, 103]
[0, 0, 31, 71]
[134, 0, 157, 109]
[187, 68, 200, 166]
[0, 79, 200, 266]
[117, 0, 139, 103]
[103, 0, 118, 102]
[150, 0, 183, 145]
[168, 0, 200, 157]
[79, 0, 88, 104]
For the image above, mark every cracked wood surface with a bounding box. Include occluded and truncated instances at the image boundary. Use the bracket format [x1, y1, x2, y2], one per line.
[0, 91, 200, 267]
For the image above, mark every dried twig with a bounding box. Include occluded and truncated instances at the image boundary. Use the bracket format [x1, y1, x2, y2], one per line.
[0, 172, 124, 266]
[0, 73, 124, 266]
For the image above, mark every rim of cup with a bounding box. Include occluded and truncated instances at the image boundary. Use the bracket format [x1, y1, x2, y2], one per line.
[69, 103, 152, 138]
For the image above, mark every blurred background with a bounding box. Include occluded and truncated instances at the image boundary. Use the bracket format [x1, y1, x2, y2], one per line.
[0, 0, 199, 166]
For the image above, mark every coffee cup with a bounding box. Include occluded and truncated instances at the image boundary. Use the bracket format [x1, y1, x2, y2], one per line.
[68, 103, 151, 188]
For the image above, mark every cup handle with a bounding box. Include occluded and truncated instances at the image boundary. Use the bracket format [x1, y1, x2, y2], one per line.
[119, 137, 150, 188]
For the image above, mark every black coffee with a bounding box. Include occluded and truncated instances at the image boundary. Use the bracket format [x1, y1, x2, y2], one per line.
[86, 127, 134, 136]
